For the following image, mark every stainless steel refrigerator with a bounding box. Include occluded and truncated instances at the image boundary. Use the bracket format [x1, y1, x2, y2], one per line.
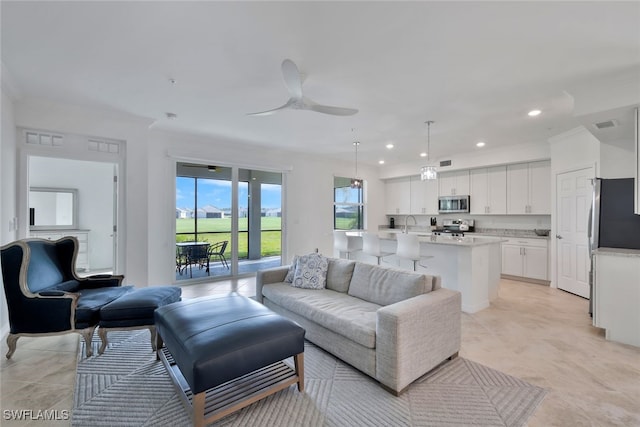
[588, 178, 640, 313]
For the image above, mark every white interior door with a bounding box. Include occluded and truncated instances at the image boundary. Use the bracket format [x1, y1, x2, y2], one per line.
[556, 167, 593, 298]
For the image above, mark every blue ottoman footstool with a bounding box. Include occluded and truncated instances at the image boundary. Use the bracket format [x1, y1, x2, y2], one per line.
[97, 286, 181, 355]
[154, 293, 305, 427]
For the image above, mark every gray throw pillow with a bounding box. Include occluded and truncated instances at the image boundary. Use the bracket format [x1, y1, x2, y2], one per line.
[284, 255, 299, 283]
[292, 253, 329, 289]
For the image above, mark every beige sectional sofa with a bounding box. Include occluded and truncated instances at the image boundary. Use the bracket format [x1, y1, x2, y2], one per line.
[256, 257, 461, 394]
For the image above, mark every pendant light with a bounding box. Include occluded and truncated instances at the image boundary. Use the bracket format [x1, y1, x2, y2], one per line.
[350, 140, 362, 188]
[420, 120, 437, 180]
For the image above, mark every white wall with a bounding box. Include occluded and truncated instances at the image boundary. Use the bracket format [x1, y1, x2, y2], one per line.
[145, 130, 385, 285]
[29, 157, 115, 270]
[0, 88, 17, 337]
[380, 140, 551, 179]
[14, 98, 150, 286]
[600, 141, 635, 179]
[13, 98, 387, 288]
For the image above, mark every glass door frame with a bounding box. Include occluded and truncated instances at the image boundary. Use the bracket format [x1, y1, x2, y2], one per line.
[172, 157, 286, 282]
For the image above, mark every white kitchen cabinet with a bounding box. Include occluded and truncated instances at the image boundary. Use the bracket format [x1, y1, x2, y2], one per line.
[29, 229, 90, 271]
[410, 176, 439, 215]
[501, 237, 548, 281]
[593, 249, 640, 347]
[470, 166, 507, 214]
[439, 170, 470, 196]
[507, 161, 551, 214]
[385, 177, 411, 215]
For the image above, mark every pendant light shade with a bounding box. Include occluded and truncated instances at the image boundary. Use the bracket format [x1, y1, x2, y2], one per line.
[420, 120, 437, 181]
[350, 141, 362, 188]
[420, 165, 437, 180]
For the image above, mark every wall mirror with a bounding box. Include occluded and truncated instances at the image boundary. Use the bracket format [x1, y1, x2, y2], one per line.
[29, 187, 78, 230]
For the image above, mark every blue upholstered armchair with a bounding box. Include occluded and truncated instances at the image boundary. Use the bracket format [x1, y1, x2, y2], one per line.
[1, 237, 132, 358]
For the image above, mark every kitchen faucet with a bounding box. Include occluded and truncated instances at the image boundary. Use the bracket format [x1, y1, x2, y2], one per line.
[404, 215, 417, 233]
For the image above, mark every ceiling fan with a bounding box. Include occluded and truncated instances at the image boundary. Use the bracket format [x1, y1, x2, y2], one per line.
[247, 59, 358, 117]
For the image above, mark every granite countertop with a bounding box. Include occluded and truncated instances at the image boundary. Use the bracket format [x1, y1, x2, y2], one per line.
[348, 231, 506, 247]
[593, 247, 640, 258]
[376, 227, 550, 240]
[473, 228, 551, 240]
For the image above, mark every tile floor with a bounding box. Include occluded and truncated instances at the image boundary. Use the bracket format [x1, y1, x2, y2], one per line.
[1, 277, 639, 426]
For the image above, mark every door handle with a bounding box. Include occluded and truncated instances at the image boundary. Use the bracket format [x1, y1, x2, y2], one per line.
[556, 235, 563, 239]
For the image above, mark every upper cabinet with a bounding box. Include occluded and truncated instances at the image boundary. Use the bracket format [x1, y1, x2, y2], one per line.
[385, 177, 411, 215]
[410, 176, 439, 215]
[470, 166, 507, 215]
[384, 160, 551, 216]
[507, 161, 551, 214]
[438, 170, 470, 196]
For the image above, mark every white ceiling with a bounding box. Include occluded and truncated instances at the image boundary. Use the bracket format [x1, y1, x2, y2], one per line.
[2, 1, 639, 166]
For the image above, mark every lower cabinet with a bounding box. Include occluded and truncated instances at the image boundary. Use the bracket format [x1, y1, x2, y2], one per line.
[501, 238, 548, 281]
[30, 229, 90, 271]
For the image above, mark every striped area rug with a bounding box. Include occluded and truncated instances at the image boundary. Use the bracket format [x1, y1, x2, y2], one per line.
[72, 330, 545, 426]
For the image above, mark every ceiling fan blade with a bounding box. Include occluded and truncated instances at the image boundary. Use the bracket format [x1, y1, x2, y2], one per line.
[281, 59, 303, 99]
[247, 98, 296, 116]
[306, 103, 359, 116]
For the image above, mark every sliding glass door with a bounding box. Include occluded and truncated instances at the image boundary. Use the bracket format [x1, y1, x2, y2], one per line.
[175, 163, 282, 281]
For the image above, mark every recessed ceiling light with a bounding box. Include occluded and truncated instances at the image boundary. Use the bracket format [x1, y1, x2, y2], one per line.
[378, 160, 385, 165]
[386, 143, 394, 149]
[476, 141, 485, 147]
[420, 152, 427, 157]
[166, 112, 177, 120]
[528, 109, 541, 117]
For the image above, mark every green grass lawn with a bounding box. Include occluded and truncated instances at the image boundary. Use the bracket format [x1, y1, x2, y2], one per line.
[176, 217, 281, 258]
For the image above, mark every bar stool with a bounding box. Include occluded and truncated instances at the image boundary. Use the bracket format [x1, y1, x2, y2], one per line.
[333, 230, 362, 259]
[362, 232, 394, 265]
[396, 233, 422, 271]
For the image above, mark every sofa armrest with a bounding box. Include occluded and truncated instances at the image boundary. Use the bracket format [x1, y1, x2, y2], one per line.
[255, 266, 289, 303]
[376, 288, 461, 393]
[78, 274, 124, 289]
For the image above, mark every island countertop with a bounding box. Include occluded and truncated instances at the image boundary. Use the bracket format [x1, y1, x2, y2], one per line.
[347, 230, 507, 247]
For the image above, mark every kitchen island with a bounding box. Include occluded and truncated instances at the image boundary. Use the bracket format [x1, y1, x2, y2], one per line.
[345, 231, 506, 313]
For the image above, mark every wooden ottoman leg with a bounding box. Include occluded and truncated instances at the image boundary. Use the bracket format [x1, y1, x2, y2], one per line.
[155, 332, 164, 361]
[98, 327, 109, 355]
[192, 392, 206, 427]
[294, 352, 305, 392]
[148, 326, 157, 351]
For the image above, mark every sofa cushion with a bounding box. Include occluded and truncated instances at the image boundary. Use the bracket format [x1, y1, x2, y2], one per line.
[347, 263, 432, 306]
[51, 280, 81, 293]
[262, 283, 379, 348]
[292, 253, 329, 289]
[326, 258, 356, 293]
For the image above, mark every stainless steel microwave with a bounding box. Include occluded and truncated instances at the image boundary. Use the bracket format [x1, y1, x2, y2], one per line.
[438, 195, 470, 213]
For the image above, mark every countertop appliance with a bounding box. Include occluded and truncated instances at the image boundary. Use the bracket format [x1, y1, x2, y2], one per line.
[588, 178, 640, 313]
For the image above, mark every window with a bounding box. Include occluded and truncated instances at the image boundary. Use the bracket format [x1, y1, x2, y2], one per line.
[334, 176, 364, 230]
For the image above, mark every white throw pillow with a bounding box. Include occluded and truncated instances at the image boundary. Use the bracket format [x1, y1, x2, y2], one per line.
[291, 253, 328, 289]
[284, 255, 299, 283]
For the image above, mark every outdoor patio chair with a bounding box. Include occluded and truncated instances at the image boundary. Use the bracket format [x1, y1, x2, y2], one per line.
[209, 241, 229, 269]
[187, 243, 210, 278]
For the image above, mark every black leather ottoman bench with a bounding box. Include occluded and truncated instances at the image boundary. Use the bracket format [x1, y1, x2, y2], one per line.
[97, 286, 181, 354]
[154, 293, 305, 427]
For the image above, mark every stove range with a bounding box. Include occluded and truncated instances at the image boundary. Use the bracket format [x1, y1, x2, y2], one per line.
[433, 230, 466, 237]
[440, 219, 475, 235]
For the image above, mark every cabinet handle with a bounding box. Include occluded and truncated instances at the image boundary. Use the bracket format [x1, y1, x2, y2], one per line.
[556, 235, 563, 239]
